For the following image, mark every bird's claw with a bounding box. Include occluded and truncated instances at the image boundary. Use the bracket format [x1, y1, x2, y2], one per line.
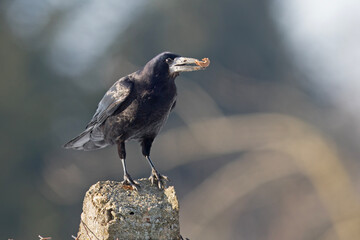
[149, 168, 169, 189]
[122, 173, 140, 191]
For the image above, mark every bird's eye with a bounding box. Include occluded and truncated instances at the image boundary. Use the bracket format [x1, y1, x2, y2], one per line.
[165, 58, 173, 64]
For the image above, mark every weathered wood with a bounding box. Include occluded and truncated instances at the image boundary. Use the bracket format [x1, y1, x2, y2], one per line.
[77, 179, 180, 240]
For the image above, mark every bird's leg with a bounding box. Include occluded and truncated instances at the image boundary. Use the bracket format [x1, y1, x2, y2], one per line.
[117, 141, 139, 190]
[141, 138, 169, 189]
[121, 159, 139, 190]
[146, 156, 169, 189]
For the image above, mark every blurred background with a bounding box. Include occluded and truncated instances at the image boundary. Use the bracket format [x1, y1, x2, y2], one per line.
[1, 0, 360, 239]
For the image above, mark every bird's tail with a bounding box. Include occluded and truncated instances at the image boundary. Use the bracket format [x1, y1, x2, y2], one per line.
[63, 128, 109, 151]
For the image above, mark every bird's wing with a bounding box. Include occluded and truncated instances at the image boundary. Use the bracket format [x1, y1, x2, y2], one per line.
[86, 76, 133, 128]
[170, 100, 177, 111]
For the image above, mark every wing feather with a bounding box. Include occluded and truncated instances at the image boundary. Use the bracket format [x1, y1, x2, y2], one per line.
[86, 76, 133, 128]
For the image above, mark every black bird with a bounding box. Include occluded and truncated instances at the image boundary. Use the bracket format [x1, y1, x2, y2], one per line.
[64, 52, 209, 189]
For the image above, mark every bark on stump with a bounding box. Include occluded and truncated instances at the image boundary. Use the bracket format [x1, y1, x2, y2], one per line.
[77, 179, 180, 240]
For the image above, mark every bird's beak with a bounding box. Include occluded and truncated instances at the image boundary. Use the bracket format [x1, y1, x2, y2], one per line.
[169, 57, 210, 74]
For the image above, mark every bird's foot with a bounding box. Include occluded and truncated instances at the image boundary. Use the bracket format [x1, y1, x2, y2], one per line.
[149, 168, 169, 189]
[121, 173, 140, 191]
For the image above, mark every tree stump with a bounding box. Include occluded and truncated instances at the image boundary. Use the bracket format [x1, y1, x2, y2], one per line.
[77, 179, 180, 240]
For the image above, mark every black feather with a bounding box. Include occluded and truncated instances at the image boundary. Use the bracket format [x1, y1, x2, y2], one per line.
[64, 52, 180, 150]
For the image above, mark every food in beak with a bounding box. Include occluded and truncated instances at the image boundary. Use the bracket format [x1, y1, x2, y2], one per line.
[195, 58, 210, 68]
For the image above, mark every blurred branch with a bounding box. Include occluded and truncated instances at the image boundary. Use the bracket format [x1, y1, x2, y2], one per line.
[156, 113, 360, 239]
[180, 151, 299, 239]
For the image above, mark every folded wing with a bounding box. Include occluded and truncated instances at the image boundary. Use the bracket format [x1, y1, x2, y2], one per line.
[64, 76, 133, 150]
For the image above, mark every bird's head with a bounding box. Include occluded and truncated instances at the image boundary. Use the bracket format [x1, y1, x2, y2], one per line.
[144, 52, 209, 79]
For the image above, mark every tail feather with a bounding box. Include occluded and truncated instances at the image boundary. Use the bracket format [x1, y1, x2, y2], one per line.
[82, 140, 108, 151]
[63, 129, 91, 149]
[63, 128, 109, 151]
